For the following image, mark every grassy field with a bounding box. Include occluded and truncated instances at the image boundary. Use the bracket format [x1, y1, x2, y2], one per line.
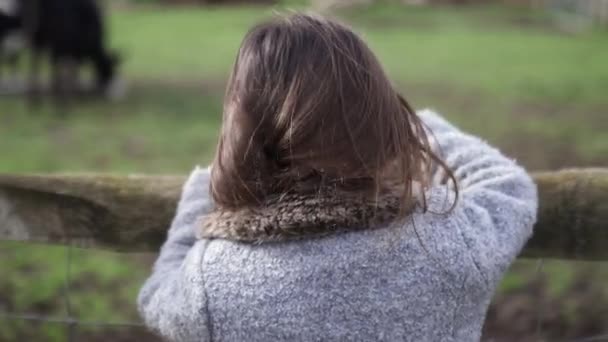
[1, 2, 607, 341]
[2, 3, 608, 172]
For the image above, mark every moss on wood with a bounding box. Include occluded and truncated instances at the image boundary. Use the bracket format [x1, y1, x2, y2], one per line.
[0, 169, 606, 260]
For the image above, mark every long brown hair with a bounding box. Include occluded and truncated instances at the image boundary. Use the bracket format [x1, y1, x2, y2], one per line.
[210, 12, 456, 217]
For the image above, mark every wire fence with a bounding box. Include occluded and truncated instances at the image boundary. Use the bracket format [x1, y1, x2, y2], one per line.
[1, 240, 608, 342]
[0, 239, 156, 341]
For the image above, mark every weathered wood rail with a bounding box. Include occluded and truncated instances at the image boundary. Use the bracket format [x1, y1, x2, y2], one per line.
[0, 169, 606, 260]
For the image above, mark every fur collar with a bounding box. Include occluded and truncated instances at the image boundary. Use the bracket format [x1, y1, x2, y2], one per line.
[197, 189, 414, 243]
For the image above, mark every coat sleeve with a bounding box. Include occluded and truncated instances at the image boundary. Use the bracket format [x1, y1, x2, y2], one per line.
[418, 109, 538, 288]
[137, 166, 214, 341]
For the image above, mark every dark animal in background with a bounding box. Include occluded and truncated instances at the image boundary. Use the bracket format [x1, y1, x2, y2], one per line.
[27, 0, 122, 102]
[1, 0, 123, 103]
[0, 1, 24, 87]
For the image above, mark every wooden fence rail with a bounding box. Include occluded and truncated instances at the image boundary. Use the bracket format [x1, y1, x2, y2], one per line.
[0, 169, 606, 260]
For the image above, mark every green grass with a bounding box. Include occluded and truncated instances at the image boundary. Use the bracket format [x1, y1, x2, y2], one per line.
[1, 3, 607, 340]
[109, 4, 608, 103]
[1, 3, 606, 173]
[109, 7, 267, 80]
[1, 85, 222, 173]
[0, 241, 150, 341]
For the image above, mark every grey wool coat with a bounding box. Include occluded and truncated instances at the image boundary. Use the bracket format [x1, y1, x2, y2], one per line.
[138, 110, 538, 342]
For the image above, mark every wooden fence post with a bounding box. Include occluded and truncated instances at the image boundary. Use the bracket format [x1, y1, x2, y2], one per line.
[0, 169, 607, 260]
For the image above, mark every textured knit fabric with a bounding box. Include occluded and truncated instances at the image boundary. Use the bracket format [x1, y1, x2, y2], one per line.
[138, 110, 538, 342]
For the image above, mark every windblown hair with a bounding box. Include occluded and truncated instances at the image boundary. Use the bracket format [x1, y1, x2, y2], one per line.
[210, 13, 456, 218]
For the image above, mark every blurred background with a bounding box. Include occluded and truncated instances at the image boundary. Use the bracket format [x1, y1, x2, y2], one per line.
[1, 0, 607, 341]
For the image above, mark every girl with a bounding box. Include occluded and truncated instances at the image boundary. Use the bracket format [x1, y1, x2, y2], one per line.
[138, 13, 537, 342]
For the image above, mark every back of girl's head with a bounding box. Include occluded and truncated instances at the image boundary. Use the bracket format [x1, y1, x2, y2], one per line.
[211, 12, 451, 213]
